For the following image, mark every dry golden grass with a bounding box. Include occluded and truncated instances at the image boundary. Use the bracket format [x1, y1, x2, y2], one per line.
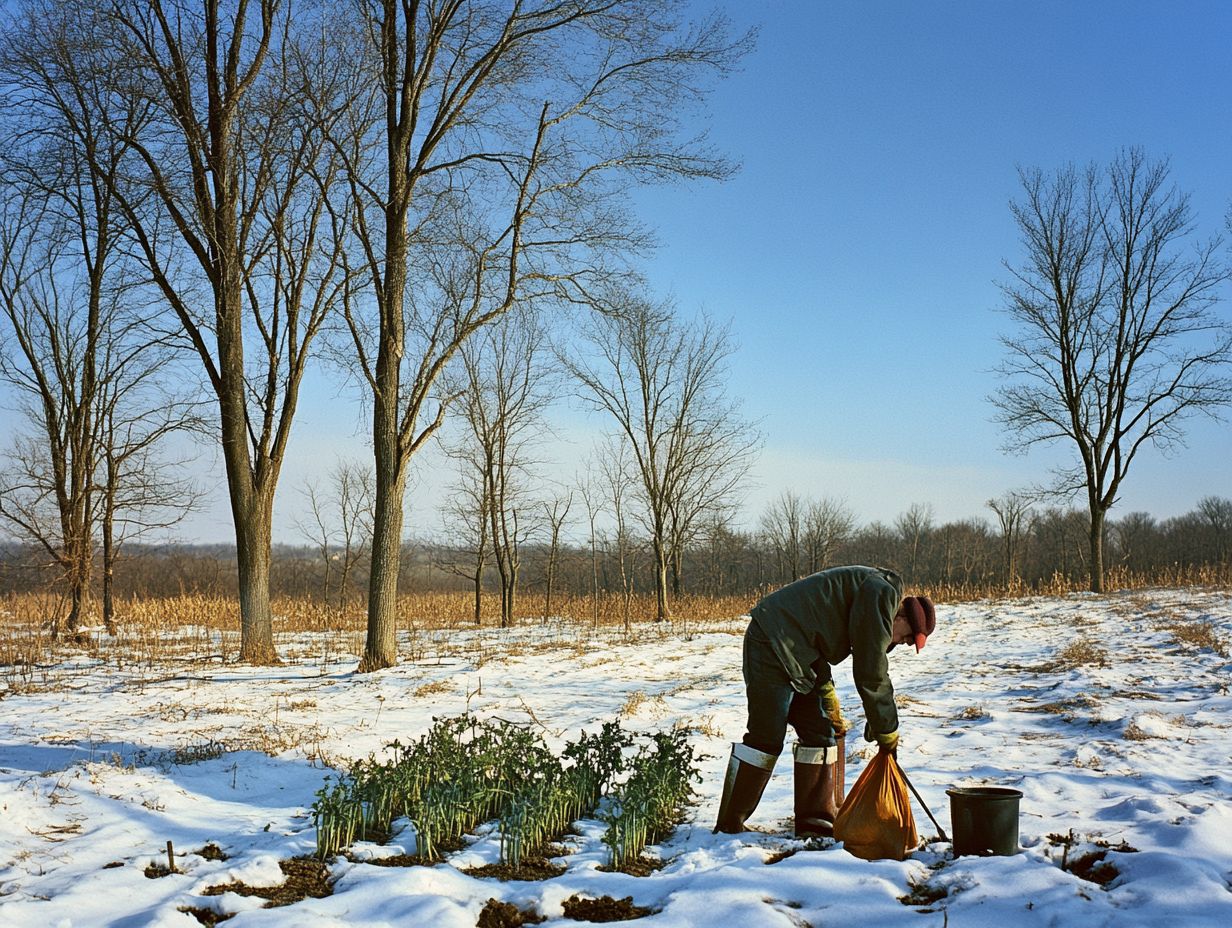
[411, 679, 453, 698]
[1, 563, 1228, 689]
[618, 690, 648, 717]
[915, 563, 1230, 603]
[1166, 620, 1228, 657]
[0, 590, 753, 693]
[1055, 638, 1107, 668]
[955, 704, 990, 721]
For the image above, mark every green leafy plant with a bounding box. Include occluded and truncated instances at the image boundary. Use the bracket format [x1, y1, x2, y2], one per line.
[310, 714, 679, 869]
[600, 728, 698, 869]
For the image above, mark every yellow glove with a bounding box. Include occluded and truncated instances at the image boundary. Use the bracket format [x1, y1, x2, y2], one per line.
[875, 729, 899, 757]
[818, 680, 852, 737]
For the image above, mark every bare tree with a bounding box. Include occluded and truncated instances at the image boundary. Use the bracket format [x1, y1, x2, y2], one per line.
[298, 459, 375, 608]
[333, 461, 375, 606]
[1195, 495, 1232, 566]
[541, 490, 573, 622]
[760, 491, 805, 583]
[0, 5, 195, 635]
[566, 296, 757, 620]
[803, 496, 854, 575]
[437, 468, 491, 626]
[452, 314, 553, 628]
[1110, 511, 1157, 573]
[95, 344, 201, 631]
[298, 480, 334, 605]
[0, 197, 101, 634]
[993, 149, 1232, 592]
[986, 491, 1034, 587]
[597, 439, 638, 632]
[322, 0, 751, 669]
[895, 502, 934, 583]
[577, 467, 604, 628]
[21, 0, 356, 661]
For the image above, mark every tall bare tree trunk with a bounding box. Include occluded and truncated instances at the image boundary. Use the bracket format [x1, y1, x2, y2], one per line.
[361, 418, 407, 670]
[232, 482, 278, 663]
[101, 461, 117, 635]
[652, 536, 670, 622]
[1088, 506, 1106, 594]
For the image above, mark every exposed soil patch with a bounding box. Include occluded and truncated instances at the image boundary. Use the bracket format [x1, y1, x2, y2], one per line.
[466, 856, 567, 881]
[561, 894, 654, 922]
[899, 880, 948, 907]
[476, 898, 547, 927]
[178, 906, 236, 926]
[197, 843, 229, 861]
[347, 853, 425, 867]
[1068, 850, 1120, 886]
[102, 860, 124, 869]
[1047, 831, 1137, 886]
[144, 863, 175, 879]
[203, 857, 332, 908]
[765, 836, 835, 866]
[597, 854, 667, 877]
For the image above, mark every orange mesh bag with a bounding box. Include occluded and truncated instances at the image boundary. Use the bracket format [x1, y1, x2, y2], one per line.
[832, 753, 919, 860]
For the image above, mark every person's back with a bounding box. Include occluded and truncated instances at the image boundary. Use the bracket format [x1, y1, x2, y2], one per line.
[751, 565, 903, 695]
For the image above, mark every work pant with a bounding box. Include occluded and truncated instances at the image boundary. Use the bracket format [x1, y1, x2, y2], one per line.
[741, 617, 835, 756]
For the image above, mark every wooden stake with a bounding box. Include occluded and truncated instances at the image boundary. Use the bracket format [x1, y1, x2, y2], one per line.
[166, 839, 176, 874]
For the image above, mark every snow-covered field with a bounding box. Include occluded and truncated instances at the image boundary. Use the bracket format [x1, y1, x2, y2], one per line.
[2, 589, 1230, 927]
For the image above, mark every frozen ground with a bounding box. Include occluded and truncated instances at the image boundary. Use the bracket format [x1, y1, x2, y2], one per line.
[1, 588, 1231, 927]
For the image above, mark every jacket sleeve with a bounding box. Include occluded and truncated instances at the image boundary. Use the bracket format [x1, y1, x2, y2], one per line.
[849, 576, 900, 741]
[807, 657, 834, 695]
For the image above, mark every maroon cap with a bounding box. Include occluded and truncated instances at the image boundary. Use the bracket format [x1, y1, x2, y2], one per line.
[900, 596, 936, 652]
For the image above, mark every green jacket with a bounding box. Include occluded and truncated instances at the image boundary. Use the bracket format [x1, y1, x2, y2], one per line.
[749, 565, 903, 741]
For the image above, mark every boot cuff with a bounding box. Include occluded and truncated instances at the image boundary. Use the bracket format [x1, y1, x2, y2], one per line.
[793, 744, 838, 765]
[733, 742, 778, 770]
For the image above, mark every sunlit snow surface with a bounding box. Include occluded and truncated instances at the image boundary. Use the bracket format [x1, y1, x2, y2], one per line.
[1, 589, 1230, 927]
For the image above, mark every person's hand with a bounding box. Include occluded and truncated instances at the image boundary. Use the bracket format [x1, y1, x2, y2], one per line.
[875, 729, 899, 758]
[819, 681, 852, 736]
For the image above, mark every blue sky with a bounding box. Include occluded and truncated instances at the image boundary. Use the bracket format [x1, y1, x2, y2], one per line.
[616, 0, 1232, 530]
[4, 1, 1230, 545]
[145, 0, 1232, 542]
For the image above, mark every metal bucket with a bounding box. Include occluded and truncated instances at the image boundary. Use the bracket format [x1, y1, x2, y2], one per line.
[946, 786, 1022, 856]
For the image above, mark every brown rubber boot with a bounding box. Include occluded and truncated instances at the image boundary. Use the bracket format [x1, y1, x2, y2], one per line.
[713, 743, 776, 834]
[834, 733, 846, 806]
[794, 743, 842, 837]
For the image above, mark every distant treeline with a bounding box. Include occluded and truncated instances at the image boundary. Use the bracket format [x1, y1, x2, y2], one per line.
[3, 497, 1228, 608]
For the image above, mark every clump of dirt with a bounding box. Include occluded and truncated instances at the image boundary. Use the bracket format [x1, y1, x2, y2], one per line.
[144, 863, 175, 879]
[765, 836, 836, 866]
[561, 894, 654, 922]
[346, 852, 425, 867]
[178, 906, 235, 926]
[102, 860, 124, 869]
[464, 843, 572, 881]
[1068, 849, 1120, 886]
[197, 843, 229, 861]
[1048, 831, 1137, 887]
[597, 854, 667, 877]
[899, 881, 947, 907]
[466, 857, 567, 881]
[203, 857, 332, 908]
[476, 898, 547, 927]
